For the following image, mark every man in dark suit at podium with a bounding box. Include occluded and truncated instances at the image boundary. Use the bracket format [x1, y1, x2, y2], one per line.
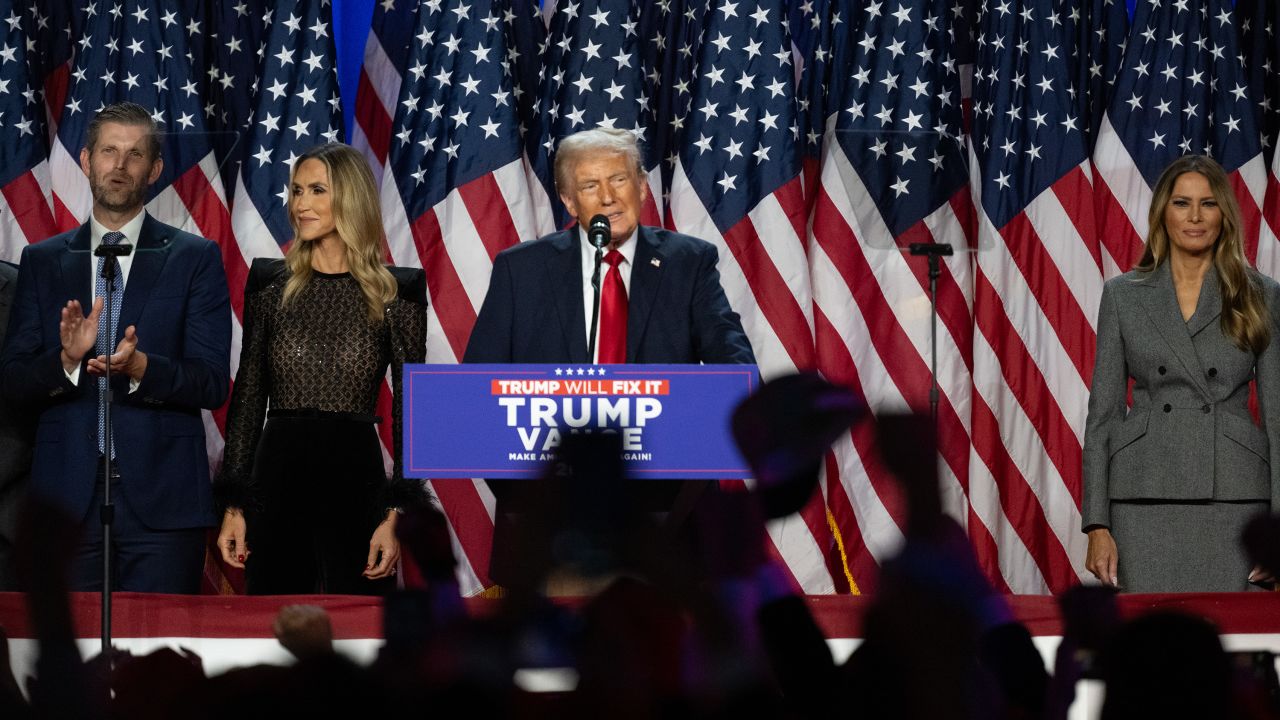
[463, 128, 755, 366]
[0, 102, 231, 593]
[464, 129, 754, 532]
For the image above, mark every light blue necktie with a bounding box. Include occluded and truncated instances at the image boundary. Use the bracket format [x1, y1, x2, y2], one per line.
[96, 231, 125, 457]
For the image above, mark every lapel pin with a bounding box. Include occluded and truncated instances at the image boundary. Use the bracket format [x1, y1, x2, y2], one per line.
[650, 257, 661, 268]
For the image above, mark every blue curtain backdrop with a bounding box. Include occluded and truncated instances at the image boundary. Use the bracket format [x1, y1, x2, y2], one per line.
[334, 0, 375, 140]
[330, 0, 1147, 144]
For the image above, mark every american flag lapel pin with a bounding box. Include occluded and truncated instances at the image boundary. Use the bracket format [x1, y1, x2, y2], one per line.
[650, 257, 661, 268]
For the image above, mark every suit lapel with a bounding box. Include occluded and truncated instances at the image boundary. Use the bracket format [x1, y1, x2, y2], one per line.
[60, 225, 93, 311]
[626, 227, 665, 363]
[1138, 262, 1210, 397]
[1186, 268, 1222, 338]
[546, 230, 589, 362]
[117, 214, 171, 341]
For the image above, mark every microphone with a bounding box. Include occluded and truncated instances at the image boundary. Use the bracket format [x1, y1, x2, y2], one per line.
[586, 214, 611, 362]
[94, 243, 134, 258]
[587, 214, 611, 250]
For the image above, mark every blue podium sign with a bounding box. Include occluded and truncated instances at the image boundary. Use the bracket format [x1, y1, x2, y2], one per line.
[404, 364, 759, 479]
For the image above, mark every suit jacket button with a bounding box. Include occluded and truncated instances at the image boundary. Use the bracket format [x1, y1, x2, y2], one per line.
[1158, 366, 1167, 375]
[1208, 368, 1217, 377]
[1202, 404, 1211, 414]
[1163, 404, 1172, 413]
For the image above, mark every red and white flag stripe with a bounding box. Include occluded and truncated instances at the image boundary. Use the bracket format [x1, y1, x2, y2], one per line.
[809, 132, 978, 593]
[352, 28, 402, 186]
[668, 159, 833, 593]
[968, 156, 1099, 594]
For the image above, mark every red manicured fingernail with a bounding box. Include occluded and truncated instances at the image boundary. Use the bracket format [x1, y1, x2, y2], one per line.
[237, 555, 245, 562]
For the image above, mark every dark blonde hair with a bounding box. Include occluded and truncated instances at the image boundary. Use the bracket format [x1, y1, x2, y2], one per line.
[1136, 155, 1270, 353]
[282, 143, 397, 322]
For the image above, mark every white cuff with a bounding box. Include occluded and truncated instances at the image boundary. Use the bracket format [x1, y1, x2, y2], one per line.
[64, 365, 141, 393]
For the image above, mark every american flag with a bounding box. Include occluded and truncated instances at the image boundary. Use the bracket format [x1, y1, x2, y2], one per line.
[969, 0, 1101, 593]
[525, 0, 660, 228]
[352, 0, 417, 184]
[0, 1, 55, 258]
[1241, 0, 1280, 278]
[1092, 0, 1271, 276]
[378, 0, 546, 595]
[1239, 0, 1278, 166]
[635, 0, 701, 212]
[1060, 0, 1129, 151]
[667, 0, 829, 592]
[790, 0, 838, 197]
[229, 0, 343, 253]
[501, 0, 545, 133]
[44, 2, 222, 236]
[352, 1, 505, 594]
[806, 0, 977, 594]
[501, 0, 551, 233]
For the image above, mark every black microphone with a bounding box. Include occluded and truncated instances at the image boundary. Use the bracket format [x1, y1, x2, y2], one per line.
[94, 243, 134, 258]
[586, 214, 611, 362]
[587, 214, 611, 250]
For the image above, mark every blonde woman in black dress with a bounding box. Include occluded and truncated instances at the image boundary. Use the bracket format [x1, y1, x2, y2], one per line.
[215, 143, 429, 594]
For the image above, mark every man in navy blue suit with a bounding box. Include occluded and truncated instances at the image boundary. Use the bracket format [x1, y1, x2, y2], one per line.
[0, 102, 231, 593]
[464, 129, 754, 524]
[464, 128, 755, 366]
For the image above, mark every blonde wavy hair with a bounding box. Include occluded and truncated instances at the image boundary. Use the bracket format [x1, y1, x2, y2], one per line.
[1136, 155, 1270, 354]
[282, 143, 397, 322]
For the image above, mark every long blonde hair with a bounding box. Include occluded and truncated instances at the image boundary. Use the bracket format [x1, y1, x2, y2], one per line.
[282, 143, 397, 322]
[1136, 155, 1270, 354]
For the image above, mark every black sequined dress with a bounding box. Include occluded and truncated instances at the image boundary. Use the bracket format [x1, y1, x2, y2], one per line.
[216, 259, 428, 594]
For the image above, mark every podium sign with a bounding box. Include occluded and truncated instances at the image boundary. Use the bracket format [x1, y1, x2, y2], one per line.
[404, 364, 759, 479]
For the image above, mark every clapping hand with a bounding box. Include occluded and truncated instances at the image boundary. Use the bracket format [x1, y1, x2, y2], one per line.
[58, 298, 102, 373]
[86, 325, 148, 381]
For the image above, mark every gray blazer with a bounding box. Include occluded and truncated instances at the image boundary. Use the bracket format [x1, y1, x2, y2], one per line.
[1082, 262, 1280, 531]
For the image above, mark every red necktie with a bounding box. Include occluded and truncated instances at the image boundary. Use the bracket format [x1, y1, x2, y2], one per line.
[598, 249, 628, 363]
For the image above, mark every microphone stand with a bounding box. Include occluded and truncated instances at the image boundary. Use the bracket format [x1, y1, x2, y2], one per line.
[94, 242, 131, 654]
[587, 245, 604, 362]
[908, 242, 953, 428]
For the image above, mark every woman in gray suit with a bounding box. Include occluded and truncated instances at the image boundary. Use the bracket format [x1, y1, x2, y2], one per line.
[1083, 155, 1279, 592]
